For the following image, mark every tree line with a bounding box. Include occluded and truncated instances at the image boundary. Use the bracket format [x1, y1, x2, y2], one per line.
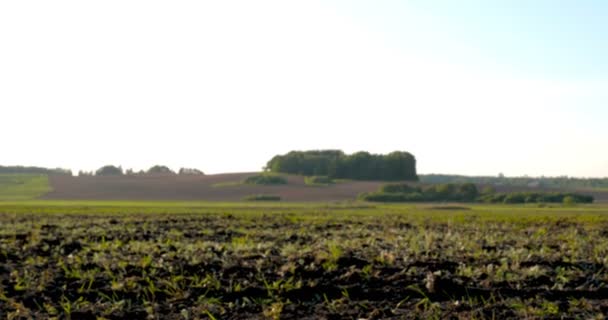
[420, 174, 608, 191]
[265, 150, 418, 181]
[360, 182, 594, 204]
[0, 165, 72, 175]
[79, 165, 204, 176]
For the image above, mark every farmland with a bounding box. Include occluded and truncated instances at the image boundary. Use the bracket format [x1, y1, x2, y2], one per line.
[0, 174, 52, 201]
[41, 173, 385, 202]
[2, 201, 608, 319]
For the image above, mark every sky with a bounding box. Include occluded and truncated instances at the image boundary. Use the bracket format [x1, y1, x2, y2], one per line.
[1, 1, 607, 177]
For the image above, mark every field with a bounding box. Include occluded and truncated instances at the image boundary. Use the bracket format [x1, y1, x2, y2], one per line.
[2, 201, 608, 319]
[42, 174, 385, 202]
[0, 172, 606, 203]
[0, 174, 52, 201]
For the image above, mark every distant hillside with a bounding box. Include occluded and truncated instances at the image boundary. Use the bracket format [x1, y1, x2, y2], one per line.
[0, 165, 72, 175]
[42, 172, 384, 202]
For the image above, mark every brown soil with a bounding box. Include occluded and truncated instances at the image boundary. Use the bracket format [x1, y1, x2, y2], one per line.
[43, 173, 385, 202]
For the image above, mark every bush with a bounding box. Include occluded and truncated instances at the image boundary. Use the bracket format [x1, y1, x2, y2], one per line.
[479, 192, 593, 204]
[503, 193, 526, 204]
[358, 192, 426, 202]
[243, 194, 281, 201]
[305, 176, 334, 185]
[358, 192, 407, 202]
[244, 175, 288, 185]
[380, 183, 421, 193]
[362, 183, 479, 203]
[563, 196, 576, 205]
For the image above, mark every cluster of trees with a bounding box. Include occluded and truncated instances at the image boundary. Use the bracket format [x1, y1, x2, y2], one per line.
[0, 165, 72, 175]
[361, 183, 479, 202]
[82, 165, 205, 176]
[420, 174, 608, 191]
[266, 150, 417, 181]
[360, 182, 594, 204]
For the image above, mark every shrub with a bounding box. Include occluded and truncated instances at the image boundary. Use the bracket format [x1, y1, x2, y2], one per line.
[243, 194, 281, 201]
[305, 176, 334, 186]
[358, 192, 426, 202]
[244, 175, 288, 185]
[503, 193, 526, 204]
[479, 192, 593, 204]
[363, 183, 479, 203]
[380, 183, 421, 194]
[563, 196, 576, 205]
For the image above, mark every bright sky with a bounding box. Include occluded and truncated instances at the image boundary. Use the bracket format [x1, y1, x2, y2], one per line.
[1, 1, 607, 177]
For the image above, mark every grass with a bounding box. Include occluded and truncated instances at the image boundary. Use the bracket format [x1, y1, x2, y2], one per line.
[0, 174, 52, 200]
[243, 194, 281, 201]
[0, 200, 607, 221]
[210, 181, 242, 188]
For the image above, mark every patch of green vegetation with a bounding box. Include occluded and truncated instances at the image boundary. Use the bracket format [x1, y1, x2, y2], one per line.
[0, 174, 52, 200]
[211, 181, 243, 188]
[479, 192, 594, 204]
[362, 182, 594, 204]
[421, 174, 608, 191]
[243, 194, 281, 201]
[304, 176, 333, 186]
[361, 183, 478, 202]
[244, 174, 287, 185]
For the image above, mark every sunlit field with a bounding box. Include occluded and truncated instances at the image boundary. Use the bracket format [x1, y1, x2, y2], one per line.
[2, 201, 608, 319]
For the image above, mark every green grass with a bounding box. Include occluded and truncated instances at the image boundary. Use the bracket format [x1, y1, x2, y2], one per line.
[211, 181, 243, 188]
[0, 200, 607, 223]
[0, 174, 52, 200]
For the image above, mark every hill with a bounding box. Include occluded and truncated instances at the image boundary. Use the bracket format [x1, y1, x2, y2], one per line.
[42, 172, 385, 202]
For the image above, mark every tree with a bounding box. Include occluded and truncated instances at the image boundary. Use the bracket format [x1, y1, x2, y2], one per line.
[147, 165, 175, 175]
[458, 183, 479, 201]
[178, 168, 204, 175]
[95, 165, 123, 176]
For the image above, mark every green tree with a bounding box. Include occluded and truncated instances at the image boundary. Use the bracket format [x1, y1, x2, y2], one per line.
[95, 165, 123, 176]
[147, 165, 175, 175]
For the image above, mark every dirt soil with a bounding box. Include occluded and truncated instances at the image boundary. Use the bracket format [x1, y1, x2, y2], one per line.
[43, 173, 385, 202]
[2, 210, 608, 319]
